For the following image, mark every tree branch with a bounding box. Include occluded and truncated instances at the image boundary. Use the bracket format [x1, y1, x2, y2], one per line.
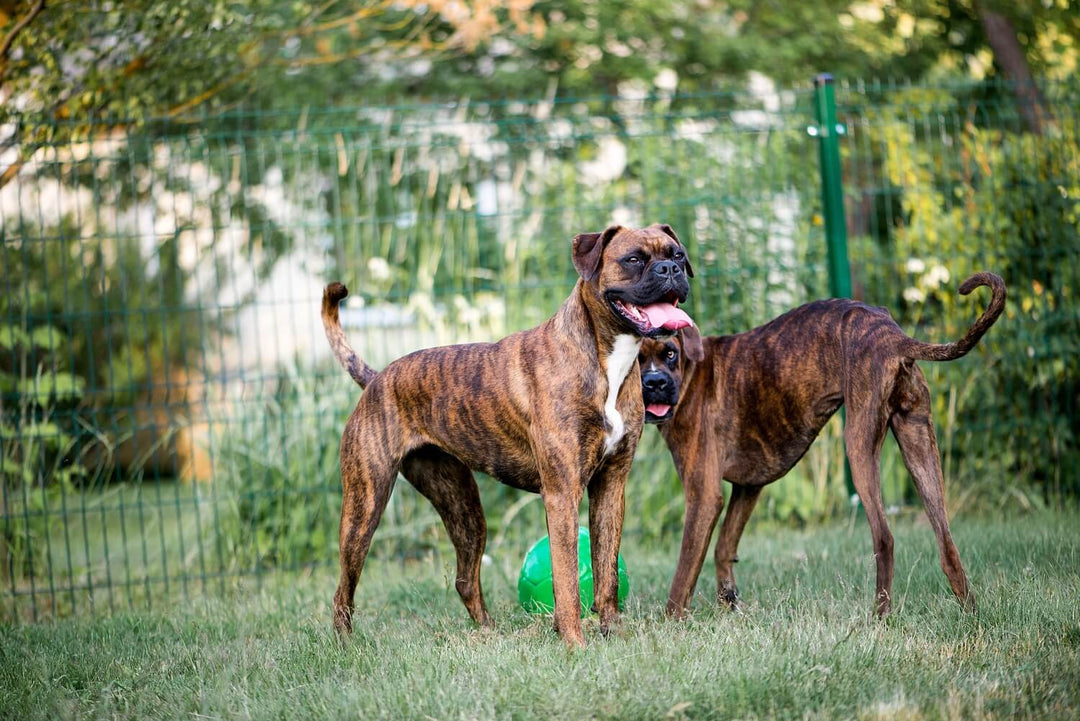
[166, 67, 256, 118]
[0, 0, 46, 65]
[0, 143, 34, 191]
[975, 3, 1050, 135]
[260, 0, 393, 40]
[299, 0, 344, 30]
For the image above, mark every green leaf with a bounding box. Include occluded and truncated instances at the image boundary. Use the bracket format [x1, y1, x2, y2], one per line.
[0, 326, 29, 350]
[1, 457, 34, 485]
[21, 421, 64, 441]
[56, 464, 88, 484]
[16, 373, 86, 403]
[30, 325, 65, 351]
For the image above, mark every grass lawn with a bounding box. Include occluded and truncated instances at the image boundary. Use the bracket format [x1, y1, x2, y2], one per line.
[2, 510, 1079, 720]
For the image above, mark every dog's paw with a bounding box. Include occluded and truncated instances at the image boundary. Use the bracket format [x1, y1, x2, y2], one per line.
[664, 600, 692, 620]
[598, 613, 624, 638]
[718, 584, 740, 609]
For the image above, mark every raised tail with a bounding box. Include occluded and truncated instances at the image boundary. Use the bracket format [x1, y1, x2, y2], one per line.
[322, 283, 377, 388]
[898, 272, 1007, 362]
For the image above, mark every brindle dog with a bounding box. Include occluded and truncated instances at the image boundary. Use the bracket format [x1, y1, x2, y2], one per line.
[638, 272, 1006, 618]
[322, 224, 695, 646]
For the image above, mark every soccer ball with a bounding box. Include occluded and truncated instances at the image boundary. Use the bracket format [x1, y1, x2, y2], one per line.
[518, 526, 630, 615]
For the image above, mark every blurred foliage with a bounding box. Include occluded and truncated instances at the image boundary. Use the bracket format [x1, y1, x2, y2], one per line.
[1, 214, 187, 406]
[215, 368, 348, 570]
[0, 0, 1078, 149]
[0, 312, 96, 586]
[846, 85, 1079, 504]
[0, 125, 313, 488]
[0, 205, 200, 487]
[0, 1, 541, 151]
[0, 306, 91, 484]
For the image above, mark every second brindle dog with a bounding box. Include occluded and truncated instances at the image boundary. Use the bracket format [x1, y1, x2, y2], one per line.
[638, 272, 1006, 617]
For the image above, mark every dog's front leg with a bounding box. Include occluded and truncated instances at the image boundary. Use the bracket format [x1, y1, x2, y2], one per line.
[666, 464, 724, 618]
[660, 442, 721, 617]
[539, 472, 587, 648]
[587, 451, 632, 635]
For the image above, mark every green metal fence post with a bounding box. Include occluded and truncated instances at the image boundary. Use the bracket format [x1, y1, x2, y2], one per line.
[813, 74, 853, 299]
[812, 73, 857, 506]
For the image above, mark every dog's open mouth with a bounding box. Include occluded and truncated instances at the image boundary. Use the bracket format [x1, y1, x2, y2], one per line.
[644, 403, 673, 422]
[612, 293, 694, 335]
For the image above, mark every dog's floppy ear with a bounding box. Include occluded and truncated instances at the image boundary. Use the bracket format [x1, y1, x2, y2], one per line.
[652, 223, 695, 278]
[572, 225, 623, 281]
[680, 325, 704, 363]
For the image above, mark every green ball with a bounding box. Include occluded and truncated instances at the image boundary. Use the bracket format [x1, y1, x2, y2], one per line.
[518, 526, 630, 615]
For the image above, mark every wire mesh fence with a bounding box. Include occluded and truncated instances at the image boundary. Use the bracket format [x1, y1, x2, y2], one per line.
[1, 79, 1077, 620]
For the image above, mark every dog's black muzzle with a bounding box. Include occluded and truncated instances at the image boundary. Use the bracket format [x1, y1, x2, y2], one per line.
[607, 271, 692, 339]
[620, 272, 690, 307]
[642, 369, 679, 423]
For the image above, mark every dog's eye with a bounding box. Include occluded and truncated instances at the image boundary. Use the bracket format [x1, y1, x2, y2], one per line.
[673, 251, 685, 261]
[666, 349, 677, 360]
[625, 256, 641, 265]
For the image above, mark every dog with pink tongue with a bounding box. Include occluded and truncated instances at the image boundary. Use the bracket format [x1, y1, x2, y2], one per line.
[322, 222, 696, 647]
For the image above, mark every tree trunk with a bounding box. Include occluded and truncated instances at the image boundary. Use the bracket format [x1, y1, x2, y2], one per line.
[976, 3, 1048, 135]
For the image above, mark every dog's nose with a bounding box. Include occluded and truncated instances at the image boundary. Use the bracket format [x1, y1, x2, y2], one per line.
[643, 374, 669, 392]
[651, 260, 682, 277]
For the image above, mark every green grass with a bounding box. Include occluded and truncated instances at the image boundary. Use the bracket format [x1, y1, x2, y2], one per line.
[2, 511, 1079, 720]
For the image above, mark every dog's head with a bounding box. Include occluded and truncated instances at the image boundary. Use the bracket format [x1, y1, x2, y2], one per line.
[572, 223, 695, 339]
[637, 327, 704, 423]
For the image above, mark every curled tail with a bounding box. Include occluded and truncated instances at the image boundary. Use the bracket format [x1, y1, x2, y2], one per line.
[899, 272, 1007, 362]
[322, 283, 377, 388]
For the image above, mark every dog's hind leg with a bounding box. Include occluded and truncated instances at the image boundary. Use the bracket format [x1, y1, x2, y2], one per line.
[843, 363, 896, 617]
[889, 364, 975, 612]
[334, 420, 401, 637]
[845, 411, 895, 617]
[714, 484, 763, 607]
[402, 449, 491, 626]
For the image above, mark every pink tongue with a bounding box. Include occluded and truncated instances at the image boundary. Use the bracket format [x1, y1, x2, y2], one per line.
[640, 303, 693, 330]
[646, 403, 672, 416]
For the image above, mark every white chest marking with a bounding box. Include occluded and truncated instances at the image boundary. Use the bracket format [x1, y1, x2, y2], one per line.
[603, 334, 642, 455]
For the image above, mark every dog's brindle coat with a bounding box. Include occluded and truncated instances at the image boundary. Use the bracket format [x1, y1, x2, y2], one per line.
[323, 224, 693, 646]
[638, 272, 1006, 618]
